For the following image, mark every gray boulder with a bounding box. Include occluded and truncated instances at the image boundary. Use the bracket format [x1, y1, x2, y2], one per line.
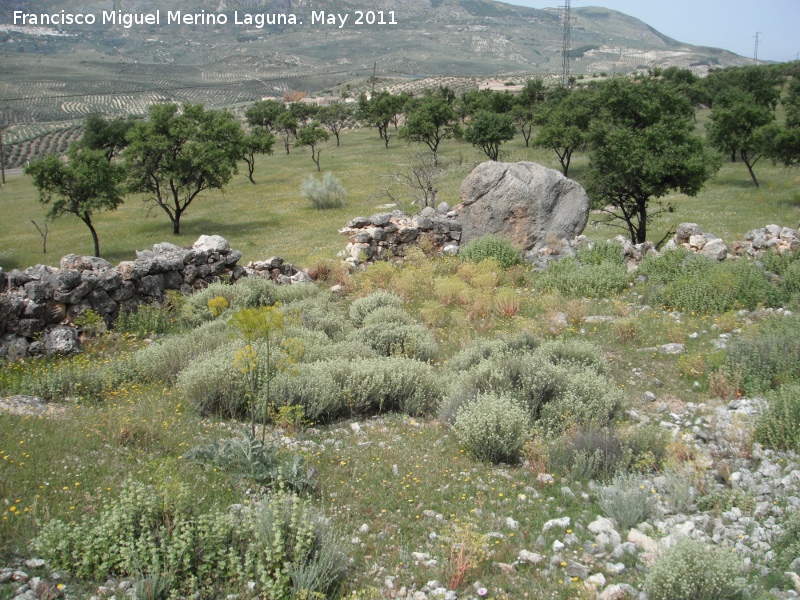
[43, 326, 80, 357]
[457, 162, 589, 250]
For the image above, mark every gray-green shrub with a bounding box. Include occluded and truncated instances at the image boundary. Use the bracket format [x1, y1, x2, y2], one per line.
[269, 357, 443, 423]
[133, 318, 230, 382]
[350, 319, 438, 362]
[454, 393, 529, 463]
[441, 348, 622, 435]
[34, 481, 348, 598]
[182, 277, 279, 325]
[644, 539, 744, 600]
[283, 292, 350, 339]
[599, 472, 657, 528]
[460, 235, 522, 269]
[176, 341, 250, 417]
[349, 291, 404, 327]
[301, 172, 347, 209]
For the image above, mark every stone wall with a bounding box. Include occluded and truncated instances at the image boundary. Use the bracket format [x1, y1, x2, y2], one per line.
[0, 235, 305, 361]
[338, 206, 461, 267]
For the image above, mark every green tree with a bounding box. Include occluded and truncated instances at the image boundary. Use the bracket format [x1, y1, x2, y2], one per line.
[124, 103, 244, 235]
[288, 101, 318, 125]
[360, 92, 407, 148]
[295, 121, 330, 172]
[534, 87, 595, 176]
[245, 99, 286, 133]
[79, 113, 138, 161]
[399, 91, 461, 165]
[761, 76, 800, 167]
[708, 89, 775, 187]
[275, 110, 298, 155]
[317, 102, 354, 146]
[26, 146, 125, 257]
[585, 78, 719, 245]
[241, 128, 275, 184]
[463, 110, 515, 161]
[511, 78, 547, 147]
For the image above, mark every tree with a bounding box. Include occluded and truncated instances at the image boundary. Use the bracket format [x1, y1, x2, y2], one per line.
[708, 89, 775, 187]
[275, 110, 298, 155]
[241, 128, 275, 184]
[377, 151, 442, 209]
[399, 91, 460, 165]
[761, 76, 800, 167]
[295, 121, 329, 172]
[25, 146, 124, 257]
[511, 78, 547, 147]
[317, 103, 354, 146]
[585, 78, 720, 245]
[288, 101, 318, 125]
[360, 92, 407, 148]
[534, 87, 595, 176]
[245, 99, 286, 133]
[463, 110, 515, 161]
[79, 113, 138, 161]
[124, 103, 244, 235]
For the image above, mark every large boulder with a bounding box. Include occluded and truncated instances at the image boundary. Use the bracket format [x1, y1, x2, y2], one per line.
[457, 162, 590, 250]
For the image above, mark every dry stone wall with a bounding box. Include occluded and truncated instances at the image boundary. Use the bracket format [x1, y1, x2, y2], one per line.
[0, 235, 305, 361]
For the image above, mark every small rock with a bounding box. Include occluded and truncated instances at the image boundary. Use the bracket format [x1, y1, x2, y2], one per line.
[543, 516, 570, 532]
[566, 560, 590, 579]
[517, 550, 544, 565]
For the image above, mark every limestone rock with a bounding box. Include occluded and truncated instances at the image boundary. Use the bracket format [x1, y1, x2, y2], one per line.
[193, 235, 230, 254]
[43, 325, 80, 356]
[458, 162, 590, 249]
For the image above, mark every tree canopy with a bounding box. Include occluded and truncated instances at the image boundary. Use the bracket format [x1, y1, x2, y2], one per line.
[463, 110, 515, 161]
[124, 103, 244, 235]
[585, 78, 720, 245]
[295, 122, 330, 172]
[399, 90, 460, 164]
[25, 146, 125, 257]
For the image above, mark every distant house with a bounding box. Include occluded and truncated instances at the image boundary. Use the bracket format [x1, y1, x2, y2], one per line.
[478, 80, 524, 94]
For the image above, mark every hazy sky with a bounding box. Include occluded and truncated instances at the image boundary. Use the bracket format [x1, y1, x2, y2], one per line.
[505, 1, 799, 63]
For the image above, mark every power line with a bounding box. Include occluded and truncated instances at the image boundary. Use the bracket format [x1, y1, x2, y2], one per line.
[559, 0, 572, 87]
[753, 31, 761, 64]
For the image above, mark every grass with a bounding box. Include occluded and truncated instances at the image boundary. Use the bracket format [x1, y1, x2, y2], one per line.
[3, 110, 799, 270]
[3, 103, 800, 598]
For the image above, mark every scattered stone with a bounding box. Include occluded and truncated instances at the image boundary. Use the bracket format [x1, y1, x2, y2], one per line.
[543, 517, 571, 532]
[517, 550, 545, 565]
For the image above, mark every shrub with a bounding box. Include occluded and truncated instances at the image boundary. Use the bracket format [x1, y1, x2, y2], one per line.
[34, 481, 348, 597]
[535, 256, 629, 299]
[361, 305, 413, 327]
[441, 348, 622, 434]
[460, 235, 522, 269]
[646, 252, 780, 313]
[774, 509, 800, 572]
[176, 341, 250, 418]
[446, 337, 510, 373]
[536, 338, 608, 375]
[547, 427, 626, 482]
[133, 318, 230, 382]
[753, 384, 800, 451]
[182, 278, 279, 326]
[599, 472, 657, 528]
[301, 172, 347, 209]
[283, 293, 350, 339]
[349, 291, 405, 327]
[644, 539, 744, 600]
[351, 319, 438, 362]
[269, 357, 443, 423]
[576, 241, 625, 267]
[116, 301, 179, 337]
[725, 316, 800, 394]
[454, 393, 529, 463]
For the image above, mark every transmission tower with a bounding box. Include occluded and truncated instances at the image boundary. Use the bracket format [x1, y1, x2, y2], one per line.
[560, 0, 572, 87]
[753, 32, 761, 64]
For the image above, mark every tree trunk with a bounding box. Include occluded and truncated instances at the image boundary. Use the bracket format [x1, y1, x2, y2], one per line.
[83, 214, 101, 257]
[742, 151, 760, 188]
[636, 200, 647, 244]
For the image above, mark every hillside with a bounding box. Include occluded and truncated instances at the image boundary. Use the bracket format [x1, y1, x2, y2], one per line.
[0, 1, 752, 127]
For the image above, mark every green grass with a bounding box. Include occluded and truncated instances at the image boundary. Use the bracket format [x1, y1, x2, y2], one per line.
[3, 112, 799, 271]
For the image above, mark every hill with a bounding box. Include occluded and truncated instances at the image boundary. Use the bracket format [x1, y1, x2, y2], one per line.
[0, 1, 752, 128]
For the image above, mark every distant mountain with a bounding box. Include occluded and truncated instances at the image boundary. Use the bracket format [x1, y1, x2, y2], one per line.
[0, 1, 752, 125]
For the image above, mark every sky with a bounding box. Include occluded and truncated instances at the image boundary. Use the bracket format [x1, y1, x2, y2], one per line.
[505, 0, 799, 63]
